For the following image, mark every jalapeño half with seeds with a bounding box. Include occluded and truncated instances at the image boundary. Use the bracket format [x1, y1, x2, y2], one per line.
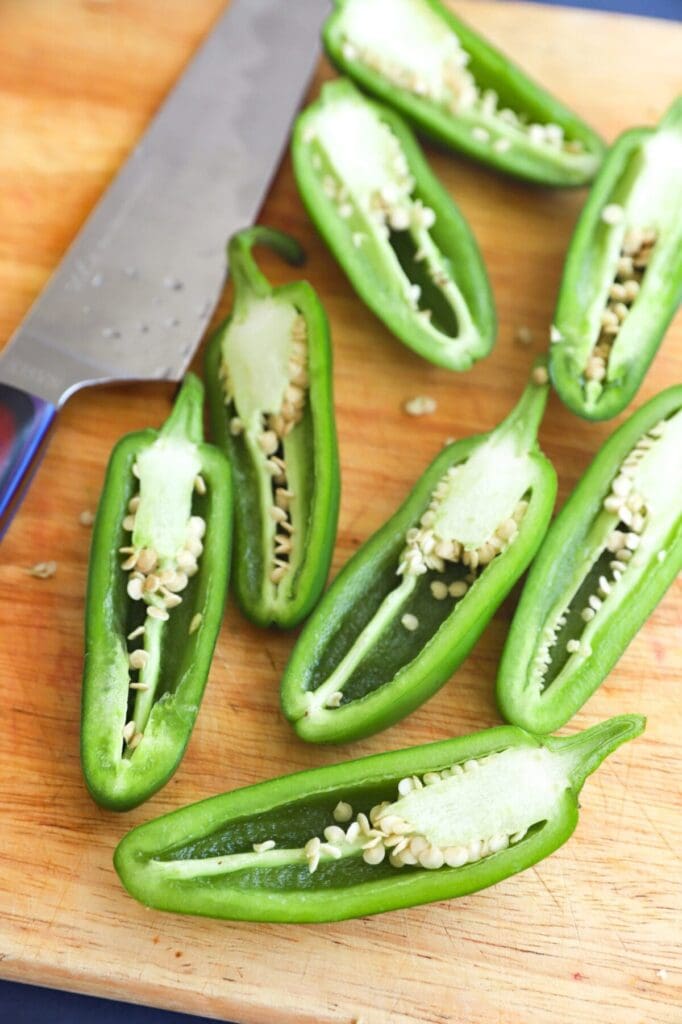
[114, 715, 644, 923]
[292, 78, 495, 371]
[81, 375, 232, 811]
[205, 227, 339, 628]
[549, 98, 682, 420]
[497, 385, 682, 735]
[281, 362, 556, 744]
[323, 0, 605, 187]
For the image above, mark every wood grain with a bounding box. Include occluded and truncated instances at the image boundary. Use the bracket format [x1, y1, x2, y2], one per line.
[0, 2, 680, 1022]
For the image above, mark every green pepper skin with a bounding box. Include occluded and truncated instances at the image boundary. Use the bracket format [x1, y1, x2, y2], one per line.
[550, 99, 682, 420]
[292, 79, 496, 372]
[114, 715, 644, 923]
[81, 376, 232, 811]
[324, 0, 604, 187]
[281, 367, 556, 743]
[205, 228, 339, 629]
[497, 385, 682, 735]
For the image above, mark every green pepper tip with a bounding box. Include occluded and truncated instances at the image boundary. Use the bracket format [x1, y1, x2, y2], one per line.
[547, 714, 645, 791]
[660, 94, 682, 133]
[161, 373, 205, 445]
[493, 358, 550, 454]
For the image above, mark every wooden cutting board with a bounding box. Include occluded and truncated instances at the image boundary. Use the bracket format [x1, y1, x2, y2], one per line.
[0, 2, 680, 1022]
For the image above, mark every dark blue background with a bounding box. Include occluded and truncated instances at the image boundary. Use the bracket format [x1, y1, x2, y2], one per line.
[2, 0, 677, 1021]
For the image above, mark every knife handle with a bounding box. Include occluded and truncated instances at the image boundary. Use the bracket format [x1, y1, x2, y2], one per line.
[0, 383, 56, 537]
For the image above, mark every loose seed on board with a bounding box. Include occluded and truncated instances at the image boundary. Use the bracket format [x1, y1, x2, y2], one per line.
[404, 395, 437, 417]
[28, 561, 57, 579]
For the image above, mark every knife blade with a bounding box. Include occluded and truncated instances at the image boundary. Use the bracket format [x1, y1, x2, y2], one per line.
[0, 0, 330, 532]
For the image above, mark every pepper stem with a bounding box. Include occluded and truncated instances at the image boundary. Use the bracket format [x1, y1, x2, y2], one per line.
[494, 359, 550, 454]
[228, 227, 306, 309]
[160, 373, 205, 446]
[547, 714, 645, 791]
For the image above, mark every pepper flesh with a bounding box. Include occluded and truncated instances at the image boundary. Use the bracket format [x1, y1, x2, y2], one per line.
[205, 227, 339, 628]
[497, 385, 682, 735]
[292, 78, 496, 371]
[323, 0, 605, 187]
[114, 715, 644, 923]
[81, 375, 232, 811]
[280, 364, 556, 744]
[549, 97, 682, 420]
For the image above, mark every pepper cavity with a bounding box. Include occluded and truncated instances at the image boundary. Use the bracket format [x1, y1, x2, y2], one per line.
[335, 0, 584, 161]
[81, 373, 232, 810]
[205, 227, 339, 629]
[154, 746, 557, 880]
[550, 98, 682, 420]
[527, 410, 681, 693]
[219, 308, 308, 590]
[292, 79, 495, 371]
[303, 90, 469, 342]
[497, 387, 682, 734]
[282, 365, 556, 742]
[118, 717, 644, 925]
[119, 430, 207, 752]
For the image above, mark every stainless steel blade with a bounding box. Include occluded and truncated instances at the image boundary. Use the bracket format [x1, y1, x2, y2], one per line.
[0, 0, 330, 407]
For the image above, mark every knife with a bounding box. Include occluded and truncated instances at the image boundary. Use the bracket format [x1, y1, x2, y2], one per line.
[0, 0, 330, 536]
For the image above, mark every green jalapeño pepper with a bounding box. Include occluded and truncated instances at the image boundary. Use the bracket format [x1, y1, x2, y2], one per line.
[497, 385, 682, 735]
[291, 78, 495, 372]
[280, 363, 556, 744]
[549, 98, 682, 420]
[205, 227, 339, 629]
[81, 375, 232, 811]
[114, 715, 644, 923]
[323, 0, 605, 187]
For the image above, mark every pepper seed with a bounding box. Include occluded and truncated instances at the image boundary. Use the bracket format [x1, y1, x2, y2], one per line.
[333, 801, 353, 824]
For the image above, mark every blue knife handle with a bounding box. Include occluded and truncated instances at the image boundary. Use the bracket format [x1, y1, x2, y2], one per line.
[0, 383, 56, 537]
